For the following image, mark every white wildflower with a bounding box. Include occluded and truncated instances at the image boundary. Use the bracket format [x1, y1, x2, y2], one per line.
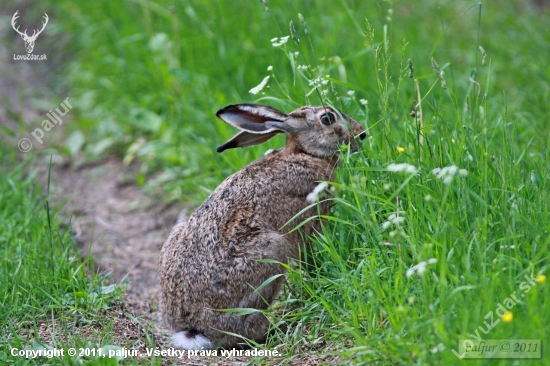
[360, 99, 368, 105]
[388, 213, 405, 225]
[406, 258, 437, 278]
[249, 76, 270, 95]
[347, 90, 355, 96]
[381, 212, 405, 230]
[387, 163, 419, 174]
[431, 165, 467, 184]
[430, 343, 445, 354]
[271, 36, 290, 47]
[267, 65, 273, 71]
[306, 182, 329, 203]
[308, 77, 329, 88]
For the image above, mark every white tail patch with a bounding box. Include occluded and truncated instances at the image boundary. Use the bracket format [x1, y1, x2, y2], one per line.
[171, 331, 214, 350]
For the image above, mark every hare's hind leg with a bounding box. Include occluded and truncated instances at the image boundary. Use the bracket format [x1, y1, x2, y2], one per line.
[198, 275, 282, 348]
[200, 304, 272, 349]
[205, 232, 289, 348]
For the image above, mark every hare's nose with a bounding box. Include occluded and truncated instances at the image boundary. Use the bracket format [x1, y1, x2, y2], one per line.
[354, 123, 367, 141]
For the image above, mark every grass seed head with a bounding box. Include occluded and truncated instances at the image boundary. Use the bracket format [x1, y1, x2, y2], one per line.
[257, 0, 270, 13]
[431, 58, 447, 89]
[298, 13, 309, 35]
[407, 58, 414, 78]
[479, 45, 487, 66]
[290, 20, 300, 45]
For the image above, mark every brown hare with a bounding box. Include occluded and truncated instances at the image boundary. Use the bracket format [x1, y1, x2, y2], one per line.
[159, 103, 366, 349]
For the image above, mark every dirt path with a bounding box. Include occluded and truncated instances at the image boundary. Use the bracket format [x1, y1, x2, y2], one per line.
[42, 158, 180, 317]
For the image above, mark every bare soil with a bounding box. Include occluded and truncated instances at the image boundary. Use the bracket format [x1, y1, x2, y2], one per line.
[39, 157, 179, 317]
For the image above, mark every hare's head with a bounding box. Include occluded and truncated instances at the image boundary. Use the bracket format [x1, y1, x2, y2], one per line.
[216, 104, 367, 159]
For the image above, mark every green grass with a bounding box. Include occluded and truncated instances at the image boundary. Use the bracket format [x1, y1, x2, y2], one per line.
[5, 0, 550, 364]
[278, 43, 550, 362]
[0, 147, 152, 365]
[43, 0, 550, 204]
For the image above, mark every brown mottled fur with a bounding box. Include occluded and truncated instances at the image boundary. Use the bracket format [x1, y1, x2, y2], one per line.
[159, 104, 366, 348]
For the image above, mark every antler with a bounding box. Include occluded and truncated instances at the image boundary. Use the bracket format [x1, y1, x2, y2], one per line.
[29, 13, 49, 40]
[11, 11, 48, 40]
[11, 10, 27, 37]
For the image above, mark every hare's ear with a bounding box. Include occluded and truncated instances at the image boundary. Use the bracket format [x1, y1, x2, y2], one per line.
[216, 104, 288, 152]
[216, 130, 280, 152]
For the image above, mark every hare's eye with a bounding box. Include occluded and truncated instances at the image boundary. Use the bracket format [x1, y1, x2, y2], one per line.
[320, 112, 335, 126]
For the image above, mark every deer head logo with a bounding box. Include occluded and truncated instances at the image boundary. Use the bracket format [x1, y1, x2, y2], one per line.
[11, 11, 49, 54]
